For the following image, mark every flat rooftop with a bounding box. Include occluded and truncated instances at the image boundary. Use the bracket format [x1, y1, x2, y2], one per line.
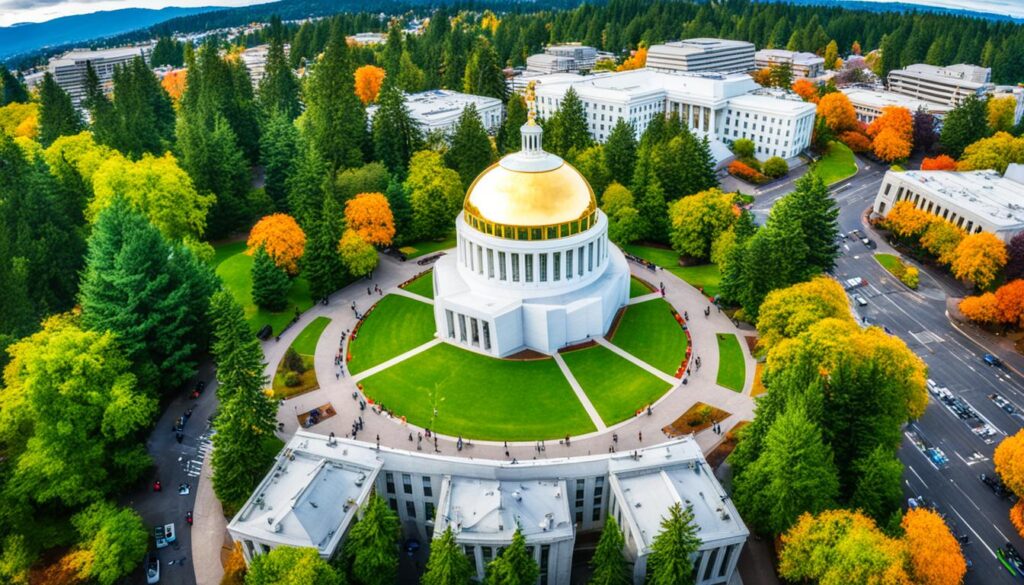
[51, 44, 153, 65]
[442, 477, 573, 542]
[728, 92, 817, 116]
[897, 63, 990, 86]
[228, 435, 382, 554]
[650, 38, 754, 57]
[755, 49, 824, 66]
[892, 169, 1024, 229]
[536, 69, 759, 103]
[842, 88, 954, 114]
[610, 440, 747, 554]
[368, 89, 501, 123]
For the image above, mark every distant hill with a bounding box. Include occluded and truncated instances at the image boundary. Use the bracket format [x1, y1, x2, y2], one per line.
[0, 6, 221, 60]
[781, 0, 1024, 22]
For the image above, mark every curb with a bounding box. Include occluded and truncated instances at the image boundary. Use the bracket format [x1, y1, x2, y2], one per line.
[944, 310, 1024, 379]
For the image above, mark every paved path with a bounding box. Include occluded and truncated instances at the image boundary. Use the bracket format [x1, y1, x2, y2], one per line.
[553, 352, 609, 432]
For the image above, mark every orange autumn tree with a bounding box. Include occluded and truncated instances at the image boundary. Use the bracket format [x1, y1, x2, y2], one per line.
[817, 92, 858, 133]
[996, 430, 1024, 537]
[884, 201, 933, 238]
[921, 155, 957, 171]
[161, 69, 187, 104]
[354, 65, 386, 105]
[839, 130, 871, 153]
[902, 508, 968, 585]
[791, 79, 819, 103]
[951, 231, 1008, 289]
[959, 292, 1000, 324]
[751, 67, 773, 86]
[868, 106, 913, 162]
[996, 279, 1024, 328]
[852, 40, 862, 55]
[873, 128, 912, 162]
[247, 213, 307, 275]
[617, 46, 647, 71]
[344, 192, 395, 246]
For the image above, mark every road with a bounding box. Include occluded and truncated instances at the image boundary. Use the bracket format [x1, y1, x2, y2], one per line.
[752, 159, 1024, 583]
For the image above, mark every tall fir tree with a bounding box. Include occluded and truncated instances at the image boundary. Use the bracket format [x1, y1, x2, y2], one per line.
[445, 103, 495, 188]
[497, 93, 528, 154]
[940, 94, 989, 158]
[301, 22, 367, 173]
[373, 81, 423, 175]
[251, 246, 291, 311]
[303, 209, 347, 302]
[176, 112, 252, 238]
[783, 172, 839, 274]
[344, 494, 401, 585]
[82, 61, 117, 146]
[422, 527, 474, 585]
[150, 36, 185, 67]
[79, 197, 218, 393]
[385, 179, 413, 245]
[382, 23, 404, 78]
[850, 445, 904, 528]
[288, 138, 329, 229]
[547, 87, 592, 158]
[0, 65, 29, 105]
[38, 72, 82, 147]
[631, 145, 670, 243]
[484, 529, 538, 585]
[258, 18, 301, 120]
[105, 57, 176, 158]
[259, 109, 299, 209]
[719, 210, 757, 305]
[645, 503, 702, 585]
[462, 37, 507, 100]
[589, 517, 630, 585]
[603, 119, 638, 187]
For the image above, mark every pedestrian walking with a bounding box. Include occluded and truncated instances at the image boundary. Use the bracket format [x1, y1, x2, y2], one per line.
[638, 431, 643, 442]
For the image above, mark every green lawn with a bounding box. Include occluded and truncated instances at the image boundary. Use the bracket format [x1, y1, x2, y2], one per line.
[358, 343, 595, 440]
[623, 244, 721, 297]
[292, 316, 331, 355]
[875, 252, 901, 273]
[811, 141, 858, 186]
[612, 299, 688, 376]
[401, 271, 435, 299]
[348, 295, 436, 374]
[630, 276, 653, 298]
[562, 345, 671, 426]
[211, 240, 247, 268]
[716, 333, 746, 392]
[215, 249, 314, 336]
[399, 232, 457, 259]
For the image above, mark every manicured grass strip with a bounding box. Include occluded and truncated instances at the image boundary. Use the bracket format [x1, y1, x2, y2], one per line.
[630, 276, 653, 298]
[874, 252, 901, 273]
[211, 240, 247, 268]
[612, 299, 688, 376]
[348, 295, 436, 375]
[812, 141, 857, 186]
[402, 271, 434, 299]
[623, 244, 721, 297]
[399, 232, 456, 259]
[272, 354, 317, 399]
[562, 345, 671, 426]
[359, 343, 594, 440]
[292, 316, 331, 356]
[215, 251, 314, 335]
[716, 333, 746, 392]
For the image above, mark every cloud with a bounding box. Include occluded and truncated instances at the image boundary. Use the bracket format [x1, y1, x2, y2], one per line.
[1, 0, 107, 9]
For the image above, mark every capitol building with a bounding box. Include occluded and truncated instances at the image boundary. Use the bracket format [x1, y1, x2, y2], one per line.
[432, 101, 631, 357]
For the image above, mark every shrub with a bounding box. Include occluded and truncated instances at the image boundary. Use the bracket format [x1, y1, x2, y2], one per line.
[839, 130, 871, 153]
[283, 347, 306, 373]
[763, 156, 789, 178]
[284, 371, 301, 387]
[728, 160, 768, 184]
[901, 266, 919, 289]
[732, 138, 755, 159]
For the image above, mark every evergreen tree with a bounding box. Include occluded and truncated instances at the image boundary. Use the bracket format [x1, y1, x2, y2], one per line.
[208, 290, 277, 506]
[105, 57, 176, 158]
[382, 23, 404, 78]
[463, 37, 507, 100]
[940, 94, 989, 158]
[373, 81, 423, 175]
[396, 50, 426, 93]
[497, 93, 528, 154]
[603, 119, 637, 186]
[589, 517, 630, 585]
[344, 494, 400, 585]
[288, 139, 329, 229]
[784, 172, 839, 274]
[445, 103, 495, 188]
[689, 135, 719, 193]
[303, 209, 347, 302]
[547, 87, 592, 158]
[646, 503, 702, 585]
[260, 110, 299, 209]
[150, 36, 184, 67]
[386, 179, 414, 245]
[631, 146, 669, 243]
[732, 404, 840, 535]
[422, 527, 474, 585]
[850, 445, 904, 527]
[79, 197, 218, 393]
[251, 246, 290, 311]
[38, 72, 82, 146]
[177, 113, 252, 238]
[719, 210, 757, 305]
[301, 22, 367, 172]
[82, 61, 116, 147]
[737, 209, 809, 319]
[484, 529, 538, 585]
[0, 66, 29, 105]
[258, 19, 301, 120]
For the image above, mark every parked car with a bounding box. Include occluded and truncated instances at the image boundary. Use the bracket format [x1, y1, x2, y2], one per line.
[980, 473, 1012, 498]
[984, 353, 1004, 368]
[850, 229, 864, 239]
[852, 293, 868, 307]
[146, 553, 160, 584]
[862, 237, 877, 249]
[154, 523, 176, 549]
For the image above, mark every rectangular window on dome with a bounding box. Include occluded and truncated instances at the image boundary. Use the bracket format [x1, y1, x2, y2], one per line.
[578, 246, 584, 276]
[458, 314, 467, 342]
[483, 322, 491, 350]
[553, 252, 561, 281]
[588, 242, 594, 272]
[518, 227, 528, 240]
[525, 255, 534, 282]
[539, 254, 547, 282]
[511, 253, 520, 282]
[476, 245, 483, 274]
[471, 318, 479, 346]
[498, 251, 507, 280]
[487, 249, 494, 278]
[566, 250, 573, 279]
[445, 311, 455, 339]
[531, 228, 542, 240]
[547, 226, 557, 239]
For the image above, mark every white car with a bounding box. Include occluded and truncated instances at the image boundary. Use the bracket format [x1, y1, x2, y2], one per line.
[154, 523, 176, 549]
[844, 277, 866, 290]
[146, 553, 160, 584]
[852, 293, 868, 306]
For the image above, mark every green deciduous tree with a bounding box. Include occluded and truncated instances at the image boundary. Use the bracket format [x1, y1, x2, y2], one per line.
[668, 188, 736, 260]
[345, 494, 400, 585]
[422, 527, 474, 585]
[251, 246, 291, 311]
[940, 94, 989, 158]
[445, 103, 495, 188]
[68, 502, 149, 585]
[589, 517, 630, 585]
[373, 81, 423, 175]
[646, 503, 702, 585]
[756, 276, 853, 349]
[574, 145, 611, 198]
[246, 546, 344, 585]
[339, 229, 379, 278]
[38, 72, 82, 146]
[407, 150, 463, 240]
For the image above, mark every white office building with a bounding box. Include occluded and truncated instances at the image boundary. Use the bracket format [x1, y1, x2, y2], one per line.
[229, 431, 749, 585]
[887, 63, 993, 106]
[841, 87, 954, 124]
[366, 89, 504, 134]
[754, 49, 825, 80]
[872, 165, 1024, 242]
[47, 44, 154, 106]
[347, 32, 387, 45]
[535, 69, 816, 162]
[646, 39, 755, 74]
[527, 44, 598, 74]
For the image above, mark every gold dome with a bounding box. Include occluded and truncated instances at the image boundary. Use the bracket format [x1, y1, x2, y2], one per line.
[463, 160, 597, 240]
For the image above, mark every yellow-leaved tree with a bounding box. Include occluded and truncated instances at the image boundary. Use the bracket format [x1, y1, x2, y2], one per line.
[959, 292, 1000, 324]
[757, 276, 854, 350]
[901, 508, 968, 585]
[247, 213, 307, 275]
[950, 231, 1008, 289]
[344, 192, 396, 247]
[884, 200, 933, 238]
[995, 430, 1024, 537]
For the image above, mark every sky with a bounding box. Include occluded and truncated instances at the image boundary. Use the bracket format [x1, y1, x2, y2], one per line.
[0, 0, 1021, 28]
